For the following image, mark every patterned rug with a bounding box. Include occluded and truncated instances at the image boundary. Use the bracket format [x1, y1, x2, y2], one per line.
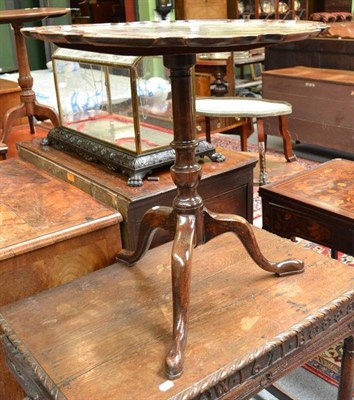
[212, 133, 353, 391]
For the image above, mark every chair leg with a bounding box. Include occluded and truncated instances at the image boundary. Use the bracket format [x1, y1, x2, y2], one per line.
[205, 116, 211, 143]
[278, 115, 297, 162]
[240, 118, 249, 151]
[257, 118, 268, 186]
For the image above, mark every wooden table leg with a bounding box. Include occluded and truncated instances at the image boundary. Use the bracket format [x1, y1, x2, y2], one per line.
[165, 213, 196, 379]
[257, 118, 269, 186]
[338, 336, 354, 400]
[205, 116, 211, 143]
[116, 53, 304, 379]
[1, 23, 59, 143]
[278, 115, 297, 162]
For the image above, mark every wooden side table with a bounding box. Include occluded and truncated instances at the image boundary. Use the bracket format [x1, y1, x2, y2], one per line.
[0, 8, 69, 145]
[0, 228, 353, 400]
[0, 158, 123, 400]
[22, 19, 325, 379]
[259, 158, 354, 259]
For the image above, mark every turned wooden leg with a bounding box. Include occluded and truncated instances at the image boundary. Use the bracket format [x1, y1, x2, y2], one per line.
[2, 23, 60, 142]
[256, 118, 269, 186]
[165, 214, 195, 379]
[278, 115, 297, 162]
[338, 336, 354, 400]
[240, 118, 249, 151]
[204, 208, 304, 276]
[116, 206, 175, 266]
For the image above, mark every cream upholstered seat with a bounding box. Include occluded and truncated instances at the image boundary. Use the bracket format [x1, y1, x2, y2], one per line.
[195, 97, 297, 185]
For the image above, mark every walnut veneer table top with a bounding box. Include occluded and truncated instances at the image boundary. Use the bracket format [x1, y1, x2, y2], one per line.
[21, 19, 326, 55]
[0, 159, 122, 262]
[0, 228, 353, 399]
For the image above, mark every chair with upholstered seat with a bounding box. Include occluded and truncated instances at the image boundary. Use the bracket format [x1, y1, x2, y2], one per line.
[195, 97, 297, 185]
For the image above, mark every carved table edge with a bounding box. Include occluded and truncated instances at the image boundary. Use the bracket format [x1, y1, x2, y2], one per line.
[0, 290, 353, 400]
[0, 315, 67, 400]
[170, 289, 354, 400]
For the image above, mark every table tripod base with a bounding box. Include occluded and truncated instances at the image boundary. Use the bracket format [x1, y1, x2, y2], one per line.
[1, 101, 59, 143]
[116, 207, 304, 379]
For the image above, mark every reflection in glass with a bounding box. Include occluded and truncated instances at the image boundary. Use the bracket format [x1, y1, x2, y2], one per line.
[52, 48, 173, 155]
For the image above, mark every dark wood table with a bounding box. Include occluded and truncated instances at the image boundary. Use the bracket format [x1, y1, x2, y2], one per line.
[0, 8, 69, 146]
[260, 158, 354, 259]
[22, 19, 325, 380]
[0, 228, 353, 400]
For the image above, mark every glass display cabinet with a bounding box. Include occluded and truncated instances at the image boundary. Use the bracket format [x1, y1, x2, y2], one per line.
[45, 48, 217, 186]
[234, 0, 308, 20]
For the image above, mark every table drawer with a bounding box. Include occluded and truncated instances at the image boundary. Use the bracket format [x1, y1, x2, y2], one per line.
[262, 201, 354, 256]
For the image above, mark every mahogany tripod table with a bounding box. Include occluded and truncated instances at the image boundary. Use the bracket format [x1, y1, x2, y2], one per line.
[22, 19, 325, 380]
[0, 8, 69, 145]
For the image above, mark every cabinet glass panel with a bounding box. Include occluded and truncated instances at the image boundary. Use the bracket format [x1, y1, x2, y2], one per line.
[50, 48, 214, 186]
[52, 48, 172, 155]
